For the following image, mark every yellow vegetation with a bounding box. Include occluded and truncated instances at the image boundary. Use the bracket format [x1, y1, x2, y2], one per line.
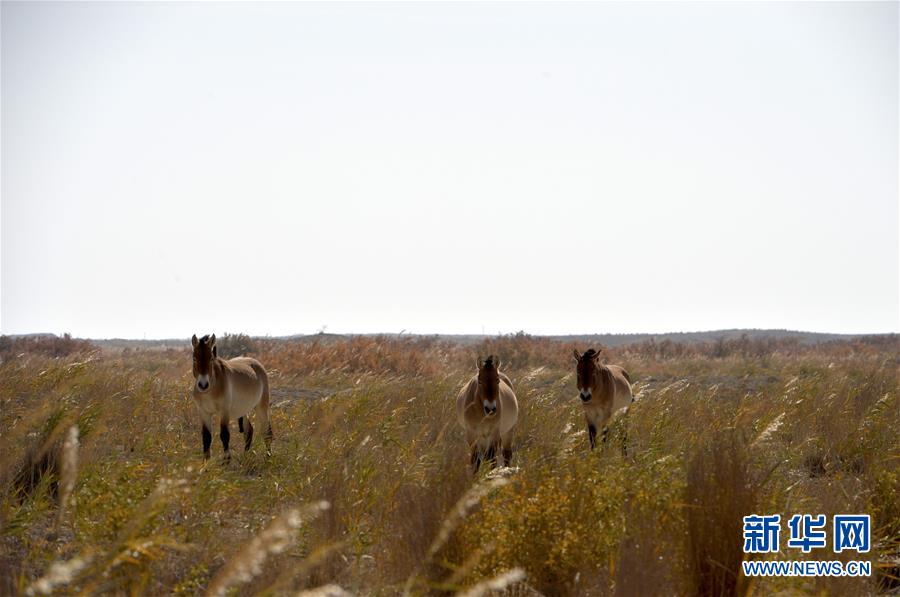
[0, 334, 897, 595]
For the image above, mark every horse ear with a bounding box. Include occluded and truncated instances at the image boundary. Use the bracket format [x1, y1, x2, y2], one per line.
[494, 357, 501, 370]
[191, 334, 199, 348]
[212, 345, 218, 357]
[209, 334, 216, 347]
[475, 356, 482, 370]
[572, 348, 581, 361]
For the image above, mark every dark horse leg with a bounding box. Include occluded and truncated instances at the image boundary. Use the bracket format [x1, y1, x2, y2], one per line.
[471, 445, 482, 473]
[485, 442, 498, 469]
[220, 420, 231, 462]
[265, 422, 273, 455]
[201, 424, 212, 460]
[588, 423, 597, 450]
[502, 445, 513, 467]
[244, 418, 254, 452]
[255, 405, 274, 457]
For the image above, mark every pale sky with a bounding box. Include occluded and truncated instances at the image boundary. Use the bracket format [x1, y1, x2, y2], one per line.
[2, 1, 898, 339]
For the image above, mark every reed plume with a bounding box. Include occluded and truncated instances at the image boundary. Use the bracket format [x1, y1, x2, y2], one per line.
[454, 568, 525, 597]
[55, 425, 79, 527]
[206, 501, 330, 597]
[25, 555, 93, 596]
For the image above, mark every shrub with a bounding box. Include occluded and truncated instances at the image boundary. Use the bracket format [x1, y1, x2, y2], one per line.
[214, 333, 258, 358]
[0, 333, 95, 361]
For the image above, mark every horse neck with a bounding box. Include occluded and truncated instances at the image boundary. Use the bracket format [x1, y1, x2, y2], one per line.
[593, 362, 608, 393]
[210, 357, 226, 385]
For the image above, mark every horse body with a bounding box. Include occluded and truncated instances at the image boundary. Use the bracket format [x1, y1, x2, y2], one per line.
[456, 356, 518, 470]
[192, 334, 272, 460]
[574, 349, 633, 450]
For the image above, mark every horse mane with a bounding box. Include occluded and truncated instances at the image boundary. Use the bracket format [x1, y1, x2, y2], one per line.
[483, 355, 497, 369]
[199, 334, 211, 345]
[583, 348, 599, 359]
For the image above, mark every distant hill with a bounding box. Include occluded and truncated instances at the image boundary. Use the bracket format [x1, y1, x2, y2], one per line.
[267, 329, 887, 347]
[3, 333, 59, 339]
[23, 329, 894, 351]
[542, 329, 871, 347]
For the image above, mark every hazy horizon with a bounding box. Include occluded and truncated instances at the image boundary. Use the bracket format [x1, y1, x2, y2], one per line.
[7, 326, 894, 342]
[3, 2, 898, 339]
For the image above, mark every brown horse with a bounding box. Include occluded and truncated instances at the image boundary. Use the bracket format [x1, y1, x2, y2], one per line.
[573, 348, 633, 450]
[191, 334, 272, 461]
[456, 355, 519, 471]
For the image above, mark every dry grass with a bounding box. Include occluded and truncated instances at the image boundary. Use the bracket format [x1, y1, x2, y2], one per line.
[0, 334, 897, 595]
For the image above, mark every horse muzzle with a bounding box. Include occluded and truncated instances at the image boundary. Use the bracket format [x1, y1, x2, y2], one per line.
[196, 375, 210, 392]
[483, 404, 498, 416]
[579, 391, 592, 403]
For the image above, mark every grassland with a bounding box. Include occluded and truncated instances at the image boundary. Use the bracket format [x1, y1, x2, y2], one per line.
[0, 333, 897, 596]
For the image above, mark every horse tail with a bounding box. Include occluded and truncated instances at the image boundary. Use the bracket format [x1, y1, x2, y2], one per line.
[260, 368, 270, 412]
[259, 366, 273, 446]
